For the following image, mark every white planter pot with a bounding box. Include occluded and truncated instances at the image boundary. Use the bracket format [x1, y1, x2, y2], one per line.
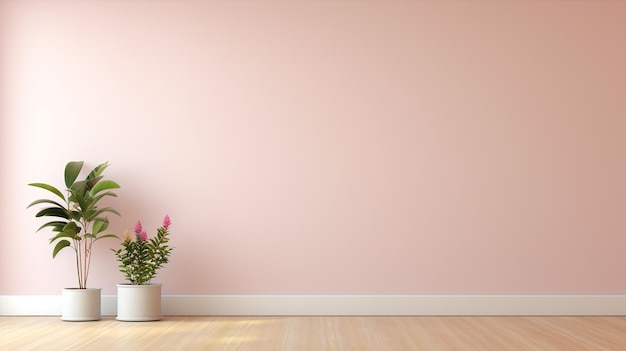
[61, 288, 102, 321]
[116, 283, 162, 321]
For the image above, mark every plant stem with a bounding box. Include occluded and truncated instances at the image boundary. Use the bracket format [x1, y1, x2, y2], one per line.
[76, 239, 84, 289]
[84, 240, 93, 289]
[73, 242, 81, 289]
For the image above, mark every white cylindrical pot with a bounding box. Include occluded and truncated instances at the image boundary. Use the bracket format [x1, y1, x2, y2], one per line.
[61, 288, 102, 321]
[116, 283, 162, 321]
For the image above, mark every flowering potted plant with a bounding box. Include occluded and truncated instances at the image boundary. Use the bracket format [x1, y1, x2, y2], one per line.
[112, 215, 173, 321]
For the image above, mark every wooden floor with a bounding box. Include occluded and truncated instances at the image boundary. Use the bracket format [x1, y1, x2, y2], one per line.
[1, 316, 626, 350]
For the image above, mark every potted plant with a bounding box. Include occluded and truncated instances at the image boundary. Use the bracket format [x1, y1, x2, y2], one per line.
[112, 215, 173, 321]
[27, 161, 121, 321]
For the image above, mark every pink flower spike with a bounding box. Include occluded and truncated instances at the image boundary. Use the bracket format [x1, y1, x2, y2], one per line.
[134, 221, 143, 235]
[163, 215, 171, 229]
[140, 230, 148, 241]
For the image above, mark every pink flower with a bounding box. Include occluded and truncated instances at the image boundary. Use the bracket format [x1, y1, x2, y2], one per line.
[134, 221, 143, 235]
[140, 230, 148, 241]
[163, 215, 171, 229]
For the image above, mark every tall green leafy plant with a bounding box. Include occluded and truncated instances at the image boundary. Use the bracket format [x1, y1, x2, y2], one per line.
[27, 161, 121, 289]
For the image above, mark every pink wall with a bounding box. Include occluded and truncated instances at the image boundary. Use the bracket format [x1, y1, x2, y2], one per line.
[1, 0, 625, 295]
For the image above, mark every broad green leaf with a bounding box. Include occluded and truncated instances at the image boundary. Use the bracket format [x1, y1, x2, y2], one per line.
[91, 192, 118, 205]
[70, 180, 88, 200]
[49, 231, 80, 243]
[70, 210, 82, 222]
[64, 161, 83, 188]
[83, 209, 98, 222]
[92, 219, 109, 235]
[37, 220, 68, 232]
[35, 207, 69, 219]
[82, 196, 95, 211]
[52, 240, 71, 258]
[89, 180, 120, 196]
[27, 198, 66, 209]
[94, 233, 118, 241]
[92, 207, 121, 218]
[28, 183, 65, 201]
[86, 175, 103, 190]
[62, 221, 79, 235]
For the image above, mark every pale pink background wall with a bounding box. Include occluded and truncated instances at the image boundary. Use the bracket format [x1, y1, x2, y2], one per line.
[1, 1, 625, 295]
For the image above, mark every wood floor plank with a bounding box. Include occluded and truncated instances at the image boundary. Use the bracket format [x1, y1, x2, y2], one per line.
[330, 316, 386, 351]
[236, 317, 290, 351]
[284, 316, 339, 351]
[186, 316, 255, 351]
[532, 316, 626, 350]
[1, 315, 626, 350]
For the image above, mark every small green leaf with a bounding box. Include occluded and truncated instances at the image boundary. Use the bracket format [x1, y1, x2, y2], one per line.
[90, 162, 111, 179]
[64, 161, 84, 188]
[52, 240, 71, 258]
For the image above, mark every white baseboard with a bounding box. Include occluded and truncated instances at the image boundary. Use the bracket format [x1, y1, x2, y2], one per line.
[1, 295, 625, 316]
